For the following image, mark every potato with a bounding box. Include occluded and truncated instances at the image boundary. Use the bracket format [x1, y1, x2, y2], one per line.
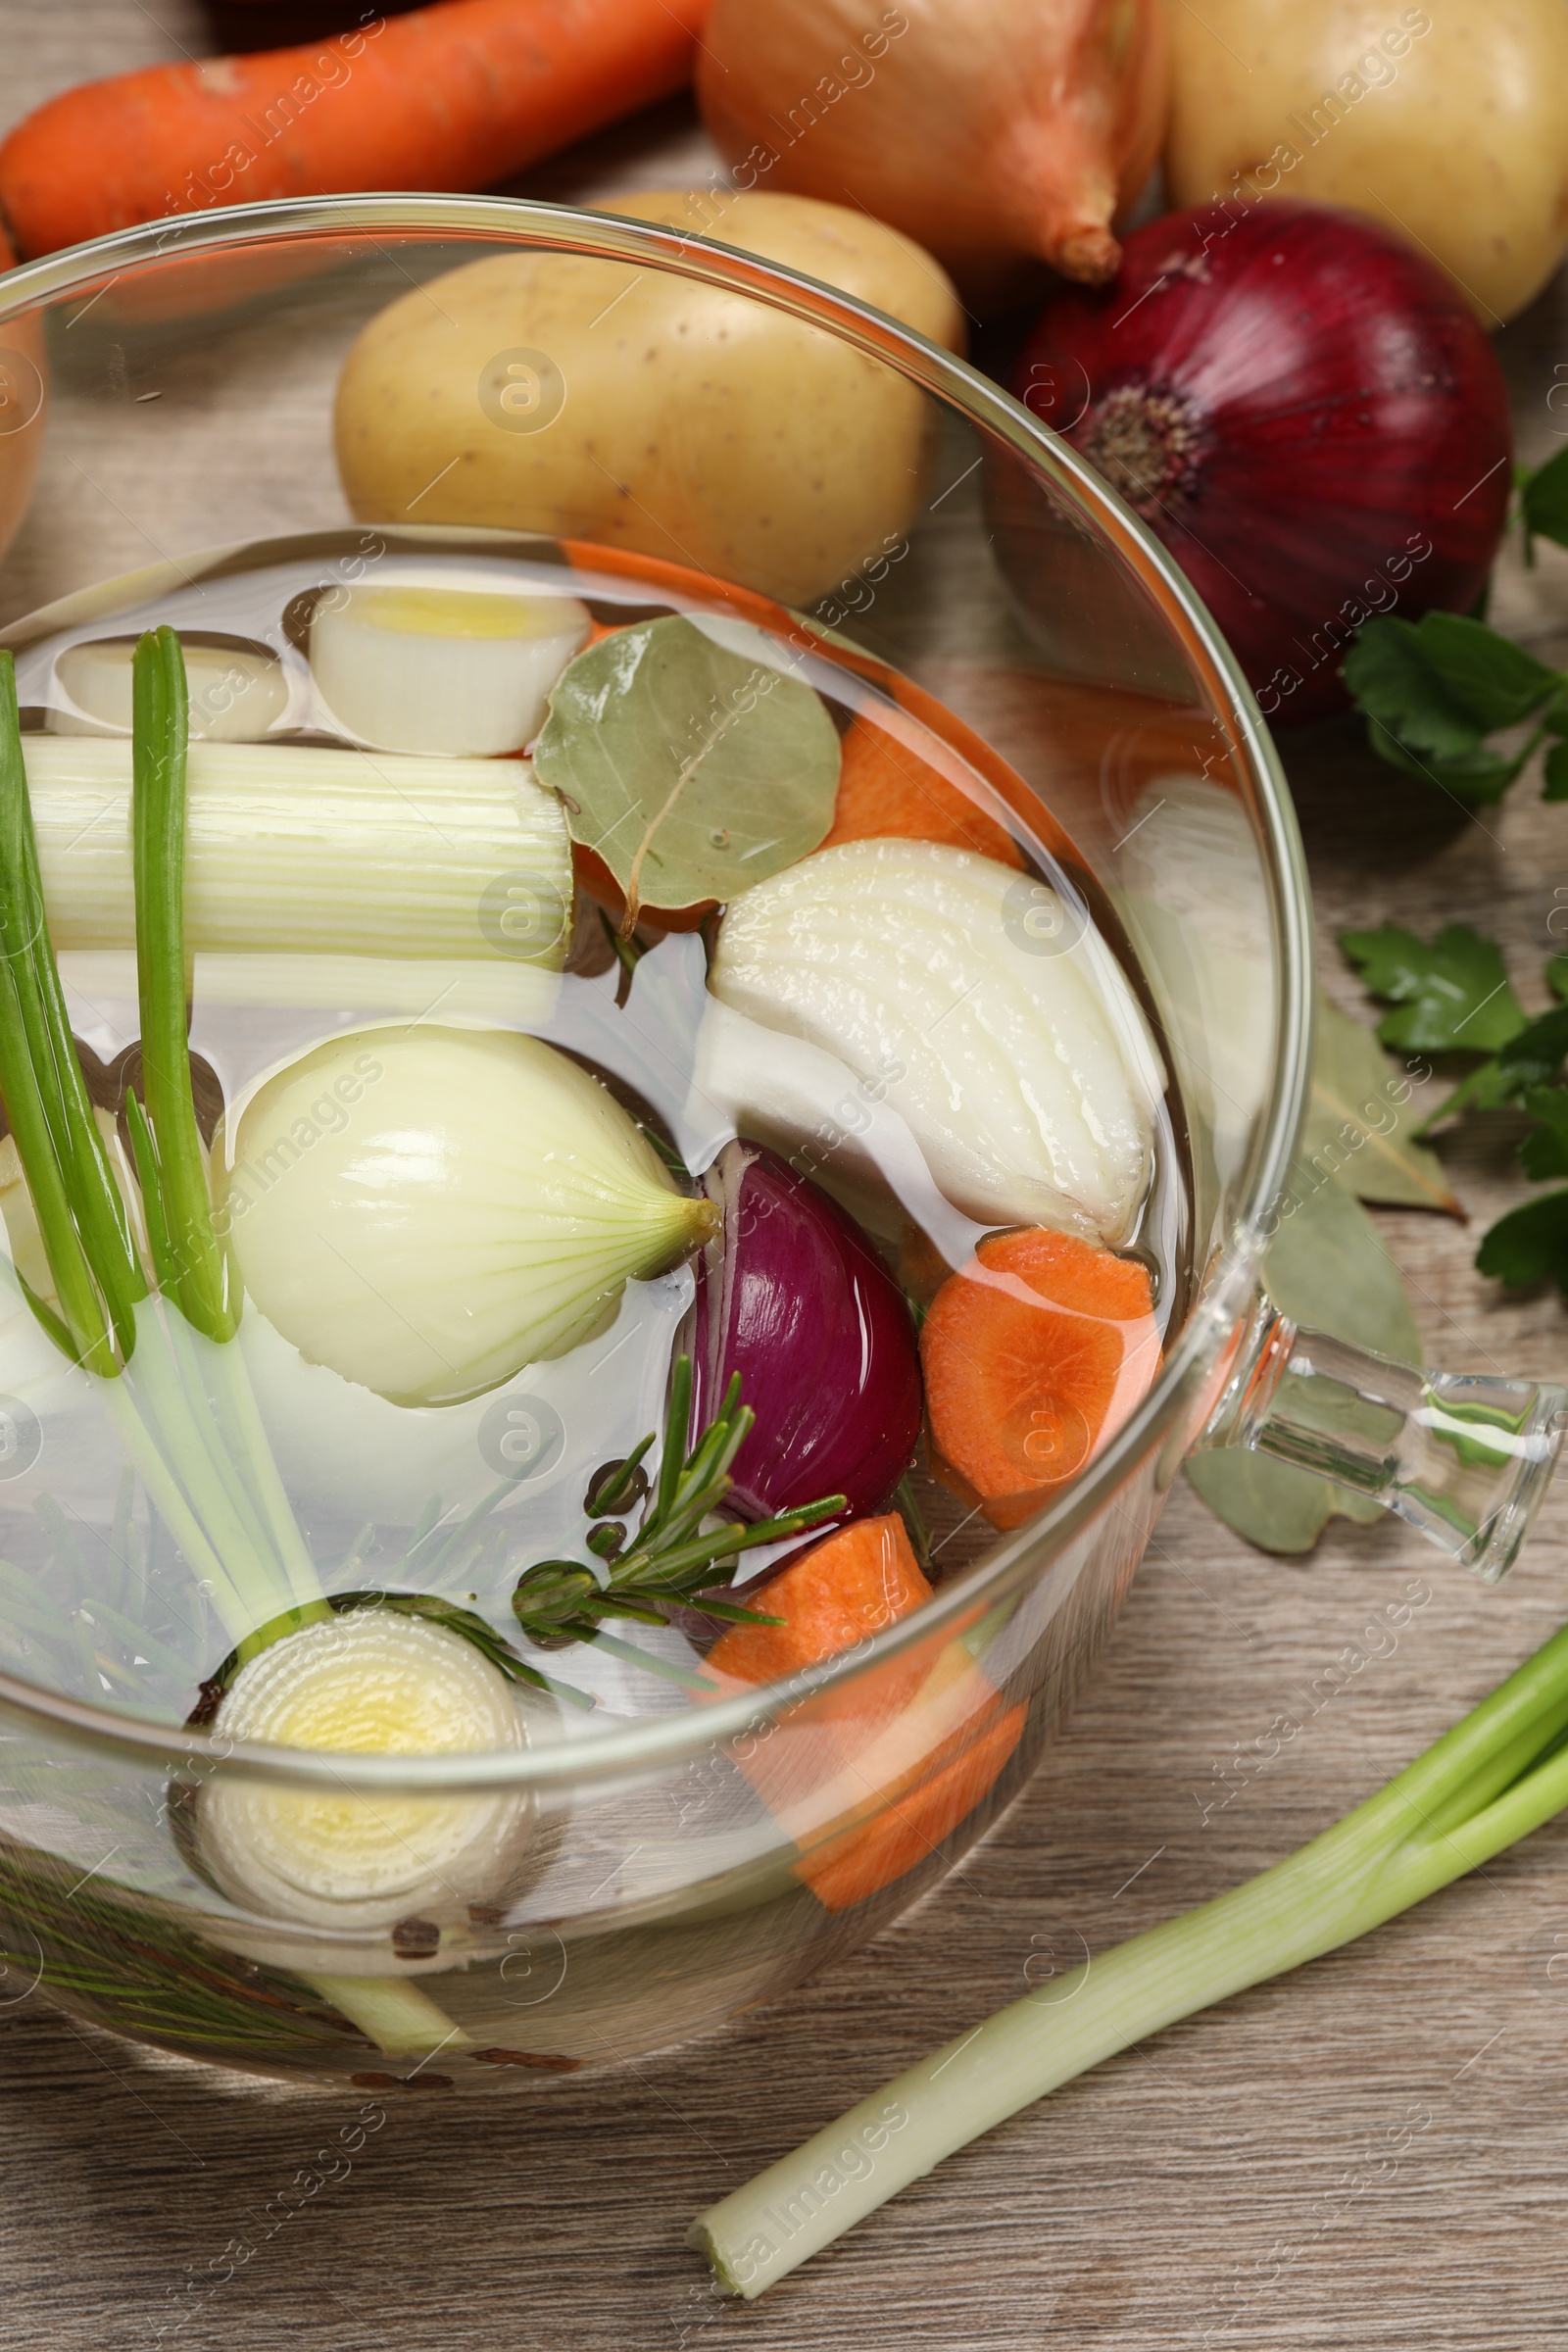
[1165, 0, 1568, 326]
[333, 191, 964, 609]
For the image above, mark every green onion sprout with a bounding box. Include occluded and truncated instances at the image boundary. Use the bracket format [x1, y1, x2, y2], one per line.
[690, 1613, 1568, 2295]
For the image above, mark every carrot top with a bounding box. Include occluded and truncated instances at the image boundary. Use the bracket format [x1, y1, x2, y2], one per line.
[921, 1227, 1159, 1528]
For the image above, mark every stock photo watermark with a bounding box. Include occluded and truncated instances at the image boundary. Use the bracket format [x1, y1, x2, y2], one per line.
[1262, 1052, 1435, 1239]
[215, 1047, 385, 1237]
[150, 2098, 389, 2342]
[159, 14, 387, 215]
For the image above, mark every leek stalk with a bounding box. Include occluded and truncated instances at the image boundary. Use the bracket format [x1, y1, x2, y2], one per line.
[20, 735, 570, 966]
[690, 1612, 1568, 2296]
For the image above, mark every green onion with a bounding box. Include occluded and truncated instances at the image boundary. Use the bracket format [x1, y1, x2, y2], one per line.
[0, 655, 144, 1373]
[130, 629, 231, 1346]
[0, 643, 324, 1643]
[689, 1613, 1568, 2297]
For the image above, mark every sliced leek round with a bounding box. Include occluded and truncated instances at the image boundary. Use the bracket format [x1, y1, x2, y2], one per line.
[52, 638, 289, 741]
[310, 582, 590, 755]
[200, 1607, 531, 1935]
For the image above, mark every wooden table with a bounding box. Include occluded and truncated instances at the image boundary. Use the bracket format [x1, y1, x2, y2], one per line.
[5, 13, 1568, 2348]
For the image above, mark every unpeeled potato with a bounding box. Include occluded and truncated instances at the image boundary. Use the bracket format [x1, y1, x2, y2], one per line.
[1165, 0, 1568, 325]
[333, 191, 964, 610]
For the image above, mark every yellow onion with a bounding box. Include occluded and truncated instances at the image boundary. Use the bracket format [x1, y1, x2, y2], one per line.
[216, 1026, 716, 1406]
[696, 0, 1168, 309]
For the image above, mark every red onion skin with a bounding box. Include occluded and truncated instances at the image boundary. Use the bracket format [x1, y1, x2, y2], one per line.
[690, 1141, 922, 1523]
[1009, 200, 1513, 722]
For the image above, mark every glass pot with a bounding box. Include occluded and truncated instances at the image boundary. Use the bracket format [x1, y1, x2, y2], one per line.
[0, 198, 1557, 2091]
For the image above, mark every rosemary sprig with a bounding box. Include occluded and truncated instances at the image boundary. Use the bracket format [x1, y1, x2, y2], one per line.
[512, 1356, 844, 1649]
[326, 1591, 595, 1709]
[0, 1833, 353, 2056]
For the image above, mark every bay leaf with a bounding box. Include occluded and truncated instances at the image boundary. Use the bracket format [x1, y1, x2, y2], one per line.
[1186, 1176, 1422, 1553]
[534, 615, 841, 921]
[1296, 997, 1460, 1214]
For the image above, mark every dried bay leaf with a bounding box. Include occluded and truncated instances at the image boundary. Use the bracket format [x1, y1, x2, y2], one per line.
[534, 615, 841, 925]
[1186, 1178, 1423, 1554]
[1299, 998, 1460, 1215]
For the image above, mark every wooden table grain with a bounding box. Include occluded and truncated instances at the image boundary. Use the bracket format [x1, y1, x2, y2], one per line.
[6, 13, 1568, 2348]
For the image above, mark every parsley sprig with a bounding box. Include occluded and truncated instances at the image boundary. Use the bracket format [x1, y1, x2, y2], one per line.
[1344, 922, 1568, 1294]
[1344, 450, 1568, 803]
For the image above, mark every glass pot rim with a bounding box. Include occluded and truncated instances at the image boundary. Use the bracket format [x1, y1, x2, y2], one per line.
[0, 192, 1315, 1790]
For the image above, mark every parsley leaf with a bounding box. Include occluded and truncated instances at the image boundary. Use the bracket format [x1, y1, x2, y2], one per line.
[1343, 614, 1567, 803]
[1340, 922, 1527, 1054]
[1419, 1057, 1520, 1132]
[1412, 612, 1561, 730]
[1476, 1189, 1568, 1294]
[1496, 1002, 1568, 1090]
[1341, 618, 1492, 759]
[1519, 1088, 1568, 1181]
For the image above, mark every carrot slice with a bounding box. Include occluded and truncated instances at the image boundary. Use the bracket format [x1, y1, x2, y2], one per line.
[821, 714, 1024, 866]
[921, 1227, 1160, 1530]
[706, 1515, 1023, 1910]
[706, 1514, 931, 1686]
[797, 1697, 1026, 1913]
[570, 841, 714, 934]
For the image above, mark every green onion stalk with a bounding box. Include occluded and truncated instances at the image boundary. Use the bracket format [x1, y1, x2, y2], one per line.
[690, 1613, 1568, 2295]
[0, 639, 459, 2056]
[0, 636, 324, 1655]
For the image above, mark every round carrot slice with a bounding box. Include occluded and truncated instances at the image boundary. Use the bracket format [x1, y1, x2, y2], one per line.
[920, 1228, 1159, 1526]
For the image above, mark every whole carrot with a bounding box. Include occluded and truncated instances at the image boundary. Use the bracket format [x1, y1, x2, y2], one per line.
[0, 0, 710, 261]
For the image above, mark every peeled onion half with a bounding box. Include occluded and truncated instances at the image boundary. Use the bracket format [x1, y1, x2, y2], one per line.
[708, 838, 1162, 1244]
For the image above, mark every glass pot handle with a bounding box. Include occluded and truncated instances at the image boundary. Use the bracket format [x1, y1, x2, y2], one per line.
[1196, 1293, 1568, 1584]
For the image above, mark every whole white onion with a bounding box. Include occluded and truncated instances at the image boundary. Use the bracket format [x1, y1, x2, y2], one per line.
[216, 1026, 716, 1407]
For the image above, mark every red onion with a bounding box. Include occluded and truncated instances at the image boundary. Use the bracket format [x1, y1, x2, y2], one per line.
[690, 1141, 921, 1522]
[1009, 200, 1512, 721]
